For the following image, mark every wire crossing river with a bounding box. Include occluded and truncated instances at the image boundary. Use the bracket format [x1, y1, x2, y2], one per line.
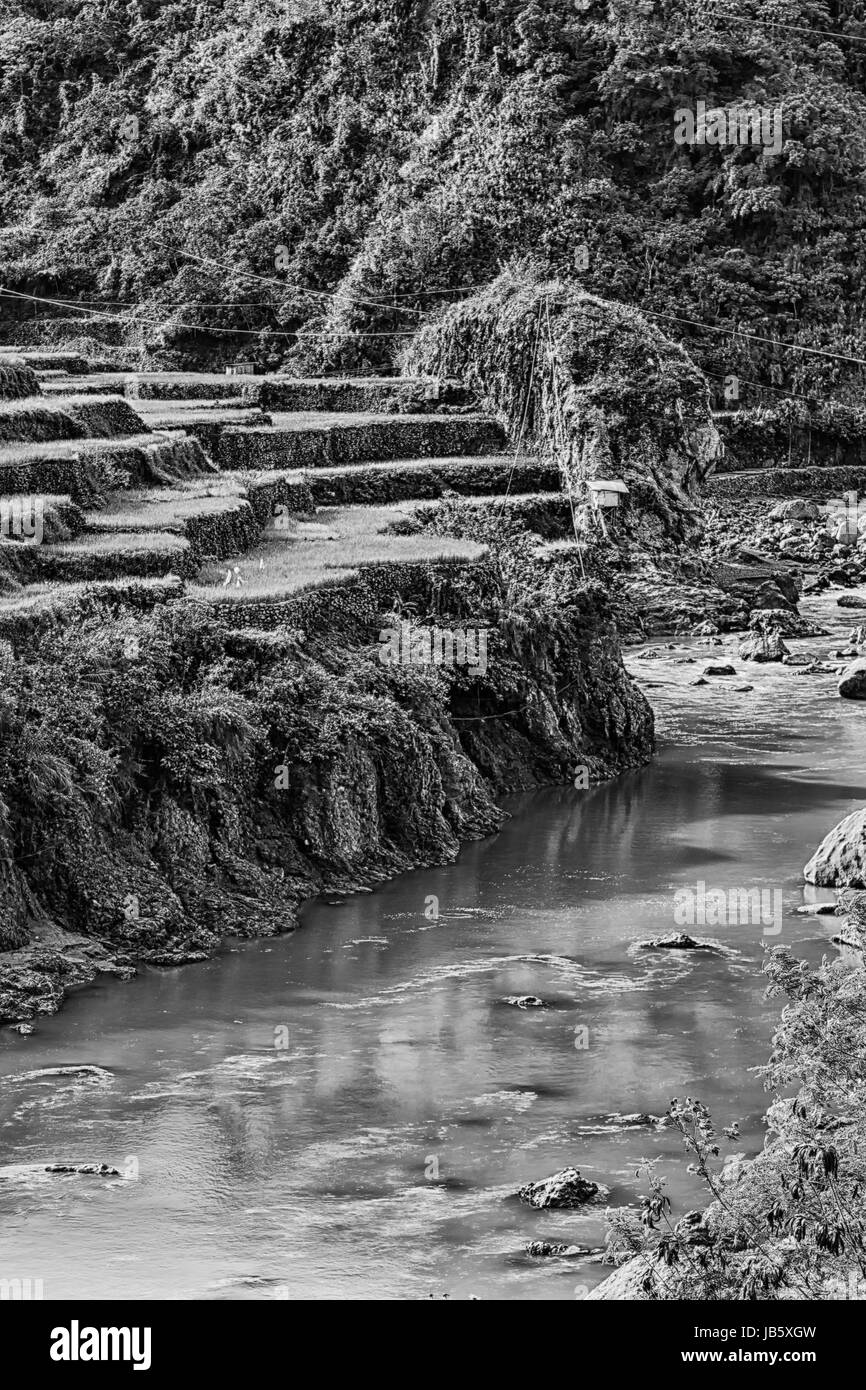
[2, 597, 865, 1300]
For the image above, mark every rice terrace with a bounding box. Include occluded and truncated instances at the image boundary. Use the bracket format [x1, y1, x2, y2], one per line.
[2, 0, 866, 1343]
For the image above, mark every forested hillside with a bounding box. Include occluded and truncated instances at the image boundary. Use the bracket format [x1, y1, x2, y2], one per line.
[2, 0, 866, 392]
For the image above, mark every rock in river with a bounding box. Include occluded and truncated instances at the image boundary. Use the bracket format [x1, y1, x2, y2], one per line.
[13, 1064, 113, 1083]
[832, 923, 864, 951]
[517, 1166, 600, 1209]
[636, 932, 718, 950]
[838, 659, 866, 699]
[702, 663, 736, 676]
[804, 808, 866, 887]
[750, 607, 826, 638]
[44, 1163, 121, 1177]
[502, 995, 545, 1009]
[739, 631, 789, 662]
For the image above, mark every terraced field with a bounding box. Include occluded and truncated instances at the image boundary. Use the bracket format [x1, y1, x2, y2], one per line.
[0, 350, 569, 637]
[709, 407, 866, 500]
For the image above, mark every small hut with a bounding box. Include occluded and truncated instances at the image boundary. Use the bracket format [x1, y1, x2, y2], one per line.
[586, 478, 629, 536]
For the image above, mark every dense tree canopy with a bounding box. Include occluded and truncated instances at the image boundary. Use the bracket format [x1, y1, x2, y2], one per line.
[2, 0, 866, 395]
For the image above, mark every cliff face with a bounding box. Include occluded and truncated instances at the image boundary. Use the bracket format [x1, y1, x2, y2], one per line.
[0, 556, 653, 1021]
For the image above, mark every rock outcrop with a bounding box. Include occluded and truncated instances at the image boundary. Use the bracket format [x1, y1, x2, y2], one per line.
[804, 808, 866, 887]
[403, 266, 721, 552]
[739, 630, 789, 662]
[838, 660, 866, 699]
[636, 932, 718, 951]
[517, 1167, 601, 1209]
[44, 1163, 121, 1177]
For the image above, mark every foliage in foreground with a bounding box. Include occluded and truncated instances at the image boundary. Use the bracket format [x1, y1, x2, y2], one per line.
[607, 907, 866, 1299]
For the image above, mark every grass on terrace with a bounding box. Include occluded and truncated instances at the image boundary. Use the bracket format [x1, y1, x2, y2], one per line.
[189, 502, 487, 600]
[0, 574, 183, 621]
[133, 401, 266, 423]
[85, 489, 252, 532]
[39, 375, 132, 397]
[0, 393, 134, 414]
[40, 531, 188, 559]
[0, 432, 162, 465]
[249, 410, 492, 432]
[127, 372, 404, 386]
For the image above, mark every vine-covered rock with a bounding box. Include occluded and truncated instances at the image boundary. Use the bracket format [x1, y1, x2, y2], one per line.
[403, 267, 721, 551]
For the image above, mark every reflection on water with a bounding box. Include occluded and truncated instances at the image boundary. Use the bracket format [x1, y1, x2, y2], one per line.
[1, 596, 865, 1299]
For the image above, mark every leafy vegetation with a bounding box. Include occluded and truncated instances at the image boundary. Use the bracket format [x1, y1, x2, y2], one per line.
[0, 550, 653, 992]
[404, 263, 719, 548]
[3, 1, 866, 397]
[605, 907, 866, 1299]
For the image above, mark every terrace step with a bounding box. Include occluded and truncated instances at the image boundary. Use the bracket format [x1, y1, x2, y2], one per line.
[0, 357, 42, 400]
[64, 395, 151, 439]
[0, 349, 90, 375]
[84, 490, 259, 562]
[216, 412, 505, 471]
[261, 455, 559, 507]
[133, 402, 271, 453]
[110, 371, 473, 413]
[400, 490, 574, 537]
[22, 530, 191, 583]
[40, 374, 132, 399]
[189, 500, 489, 609]
[124, 373, 257, 401]
[0, 394, 150, 442]
[0, 431, 214, 502]
[0, 397, 87, 445]
[188, 455, 559, 523]
[0, 575, 183, 640]
[0, 494, 85, 544]
[254, 375, 473, 414]
[711, 450, 862, 476]
[708, 465, 866, 499]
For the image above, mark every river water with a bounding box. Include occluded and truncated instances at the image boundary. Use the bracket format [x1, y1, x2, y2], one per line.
[2, 596, 866, 1300]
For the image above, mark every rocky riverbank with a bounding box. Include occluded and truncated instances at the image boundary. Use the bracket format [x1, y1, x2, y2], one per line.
[0, 548, 653, 1024]
[580, 493, 866, 1301]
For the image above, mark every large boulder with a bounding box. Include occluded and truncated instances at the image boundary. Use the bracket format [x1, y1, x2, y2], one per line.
[750, 608, 826, 638]
[804, 808, 866, 886]
[44, 1163, 121, 1176]
[750, 577, 800, 611]
[585, 1258, 652, 1300]
[769, 500, 820, 521]
[636, 932, 719, 950]
[517, 1166, 600, 1209]
[838, 659, 866, 699]
[403, 268, 721, 552]
[739, 630, 789, 662]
